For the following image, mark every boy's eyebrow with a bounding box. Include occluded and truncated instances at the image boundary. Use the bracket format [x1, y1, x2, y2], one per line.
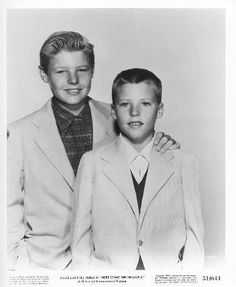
[117, 99, 130, 102]
[117, 97, 154, 101]
[53, 64, 90, 69]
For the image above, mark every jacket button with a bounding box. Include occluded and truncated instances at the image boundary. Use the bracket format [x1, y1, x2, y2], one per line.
[138, 240, 143, 246]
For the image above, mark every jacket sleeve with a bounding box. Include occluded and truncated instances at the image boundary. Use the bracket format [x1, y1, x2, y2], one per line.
[181, 155, 205, 269]
[71, 152, 94, 270]
[7, 125, 26, 270]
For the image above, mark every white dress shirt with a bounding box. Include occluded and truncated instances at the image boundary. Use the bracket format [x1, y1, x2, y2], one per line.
[120, 134, 155, 183]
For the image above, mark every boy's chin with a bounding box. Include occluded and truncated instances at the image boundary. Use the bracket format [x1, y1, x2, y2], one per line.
[122, 134, 154, 146]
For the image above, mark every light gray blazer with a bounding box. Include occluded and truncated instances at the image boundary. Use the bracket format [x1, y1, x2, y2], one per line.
[71, 136, 204, 271]
[7, 98, 116, 270]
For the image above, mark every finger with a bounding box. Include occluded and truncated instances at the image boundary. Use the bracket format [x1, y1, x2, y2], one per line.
[160, 140, 175, 154]
[168, 142, 181, 151]
[153, 132, 164, 146]
[155, 136, 169, 151]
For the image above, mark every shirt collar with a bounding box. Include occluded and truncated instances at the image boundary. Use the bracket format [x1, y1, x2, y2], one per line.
[52, 97, 76, 121]
[119, 133, 155, 165]
[51, 97, 91, 137]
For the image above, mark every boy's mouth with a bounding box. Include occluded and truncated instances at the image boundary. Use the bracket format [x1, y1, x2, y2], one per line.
[128, 121, 143, 128]
[64, 88, 83, 95]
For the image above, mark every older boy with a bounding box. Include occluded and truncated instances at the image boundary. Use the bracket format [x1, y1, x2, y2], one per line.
[7, 32, 178, 270]
[71, 68, 204, 270]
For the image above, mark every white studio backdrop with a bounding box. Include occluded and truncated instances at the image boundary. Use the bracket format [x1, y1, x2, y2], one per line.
[7, 8, 225, 267]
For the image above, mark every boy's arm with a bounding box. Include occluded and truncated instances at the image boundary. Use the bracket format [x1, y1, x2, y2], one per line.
[7, 126, 27, 270]
[71, 152, 94, 269]
[181, 155, 205, 269]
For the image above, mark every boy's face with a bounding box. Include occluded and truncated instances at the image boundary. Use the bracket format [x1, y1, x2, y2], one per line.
[111, 82, 163, 150]
[39, 50, 93, 107]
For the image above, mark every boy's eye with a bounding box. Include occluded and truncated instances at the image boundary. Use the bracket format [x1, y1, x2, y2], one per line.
[142, 102, 151, 106]
[78, 68, 89, 72]
[78, 67, 90, 72]
[119, 102, 129, 107]
[56, 70, 66, 74]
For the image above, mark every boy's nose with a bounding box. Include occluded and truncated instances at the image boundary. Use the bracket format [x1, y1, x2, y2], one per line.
[130, 106, 140, 117]
[67, 72, 79, 84]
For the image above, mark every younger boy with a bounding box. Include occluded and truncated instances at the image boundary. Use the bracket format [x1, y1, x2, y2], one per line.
[71, 68, 204, 270]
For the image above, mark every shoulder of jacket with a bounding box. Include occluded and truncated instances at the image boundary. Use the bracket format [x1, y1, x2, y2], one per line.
[7, 101, 50, 138]
[7, 114, 36, 138]
[82, 140, 114, 161]
[171, 149, 198, 167]
[89, 98, 111, 114]
[8, 113, 34, 129]
[8, 100, 50, 128]
[89, 97, 110, 108]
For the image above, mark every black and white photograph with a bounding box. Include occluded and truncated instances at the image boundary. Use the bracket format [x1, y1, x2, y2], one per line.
[1, 1, 235, 286]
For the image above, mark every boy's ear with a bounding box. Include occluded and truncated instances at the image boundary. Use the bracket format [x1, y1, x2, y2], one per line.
[111, 104, 117, 120]
[38, 66, 49, 83]
[157, 103, 164, 119]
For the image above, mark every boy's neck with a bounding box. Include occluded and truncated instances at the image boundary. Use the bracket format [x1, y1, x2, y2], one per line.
[120, 133, 155, 152]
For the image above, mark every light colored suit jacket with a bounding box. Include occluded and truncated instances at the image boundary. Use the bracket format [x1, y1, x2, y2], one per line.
[71, 136, 204, 271]
[7, 97, 116, 270]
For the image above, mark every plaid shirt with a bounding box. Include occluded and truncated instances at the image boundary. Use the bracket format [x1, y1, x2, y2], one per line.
[52, 97, 93, 175]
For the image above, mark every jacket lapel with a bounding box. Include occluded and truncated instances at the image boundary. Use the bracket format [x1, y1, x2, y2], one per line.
[89, 98, 116, 148]
[139, 149, 175, 229]
[32, 100, 75, 190]
[101, 137, 139, 221]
